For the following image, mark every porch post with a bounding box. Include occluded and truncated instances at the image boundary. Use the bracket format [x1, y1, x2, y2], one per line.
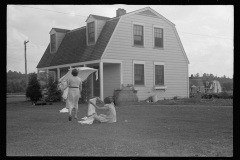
[46, 69, 49, 84]
[100, 62, 103, 101]
[57, 68, 60, 80]
[37, 69, 40, 80]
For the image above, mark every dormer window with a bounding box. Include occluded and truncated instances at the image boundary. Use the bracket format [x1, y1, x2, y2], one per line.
[88, 22, 95, 44]
[51, 34, 56, 52]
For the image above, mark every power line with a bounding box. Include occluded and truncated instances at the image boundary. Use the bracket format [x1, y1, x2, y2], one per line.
[178, 31, 233, 40]
[17, 5, 233, 41]
[7, 56, 39, 63]
[18, 5, 88, 17]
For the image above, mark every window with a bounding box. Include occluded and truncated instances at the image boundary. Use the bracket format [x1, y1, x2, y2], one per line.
[154, 62, 165, 86]
[88, 22, 95, 44]
[51, 34, 56, 52]
[154, 28, 163, 48]
[155, 65, 164, 85]
[134, 62, 145, 85]
[133, 24, 144, 46]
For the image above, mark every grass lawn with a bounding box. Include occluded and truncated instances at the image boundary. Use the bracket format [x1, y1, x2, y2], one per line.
[6, 97, 233, 157]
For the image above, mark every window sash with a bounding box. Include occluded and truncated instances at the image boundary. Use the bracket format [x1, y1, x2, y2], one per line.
[154, 28, 163, 48]
[133, 25, 143, 46]
[155, 65, 164, 85]
[51, 34, 55, 51]
[88, 22, 95, 43]
[134, 64, 144, 85]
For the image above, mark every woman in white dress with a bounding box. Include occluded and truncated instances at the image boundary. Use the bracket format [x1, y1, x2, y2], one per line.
[65, 69, 82, 121]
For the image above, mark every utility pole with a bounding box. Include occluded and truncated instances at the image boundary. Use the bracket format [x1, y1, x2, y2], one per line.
[24, 40, 29, 87]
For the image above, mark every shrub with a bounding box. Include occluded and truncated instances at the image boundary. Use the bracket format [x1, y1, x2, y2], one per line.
[45, 75, 62, 102]
[26, 73, 42, 104]
[80, 77, 92, 103]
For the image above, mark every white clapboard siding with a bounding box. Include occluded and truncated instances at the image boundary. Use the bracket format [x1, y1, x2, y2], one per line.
[103, 13, 188, 100]
[103, 63, 121, 98]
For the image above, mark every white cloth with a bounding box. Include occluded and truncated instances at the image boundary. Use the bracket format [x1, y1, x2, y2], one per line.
[78, 116, 94, 124]
[62, 87, 69, 101]
[59, 67, 98, 82]
[88, 98, 96, 116]
[59, 108, 68, 113]
[78, 98, 97, 124]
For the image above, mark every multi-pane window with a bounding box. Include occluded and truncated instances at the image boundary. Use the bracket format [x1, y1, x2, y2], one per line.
[51, 34, 56, 52]
[88, 22, 95, 44]
[133, 25, 144, 46]
[154, 28, 163, 48]
[155, 65, 164, 85]
[134, 64, 144, 85]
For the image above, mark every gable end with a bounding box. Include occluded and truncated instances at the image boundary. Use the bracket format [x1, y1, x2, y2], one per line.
[136, 10, 159, 17]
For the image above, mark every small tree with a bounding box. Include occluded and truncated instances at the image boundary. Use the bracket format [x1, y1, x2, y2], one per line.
[26, 73, 42, 104]
[80, 77, 92, 103]
[45, 75, 62, 102]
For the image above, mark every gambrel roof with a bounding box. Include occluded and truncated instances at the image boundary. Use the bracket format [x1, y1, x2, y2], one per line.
[37, 18, 119, 68]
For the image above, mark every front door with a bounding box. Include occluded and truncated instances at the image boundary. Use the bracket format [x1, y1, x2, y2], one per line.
[92, 66, 100, 97]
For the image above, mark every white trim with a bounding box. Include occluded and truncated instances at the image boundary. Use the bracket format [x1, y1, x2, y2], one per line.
[147, 8, 175, 26]
[99, 62, 104, 100]
[50, 33, 56, 53]
[37, 60, 101, 70]
[153, 61, 166, 88]
[101, 59, 122, 63]
[95, 20, 98, 42]
[101, 17, 121, 58]
[133, 60, 145, 86]
[152, 26, 165, 49]
[133, 60, 145, 64]
[132, 22, 145, 47]
[120, 62, 123, 88]
[154, 86, 167, 90]
[120, 7, 175, 26]
[173, 27, 190, 64]
[120, 7, 150, 18]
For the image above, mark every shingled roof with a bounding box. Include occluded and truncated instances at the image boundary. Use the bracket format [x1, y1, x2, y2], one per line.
[51, 28, 70, 33]
[189, 79, 204, 87]
[91, 14, 110, 21]
[37, 18, 119, 68]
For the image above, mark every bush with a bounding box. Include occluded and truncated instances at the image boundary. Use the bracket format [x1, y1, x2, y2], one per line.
[80, 77, 92, 103]
[45, 75, 62, 102]
[26, 73, 42, 104]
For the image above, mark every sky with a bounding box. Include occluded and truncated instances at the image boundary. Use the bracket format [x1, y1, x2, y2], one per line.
[7, 5, 234, 78]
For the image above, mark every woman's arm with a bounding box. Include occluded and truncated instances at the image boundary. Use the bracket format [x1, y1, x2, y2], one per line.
[89, 101, 108, 110]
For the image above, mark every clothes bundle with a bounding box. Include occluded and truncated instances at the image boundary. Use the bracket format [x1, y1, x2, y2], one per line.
[78, 98, 97, 124]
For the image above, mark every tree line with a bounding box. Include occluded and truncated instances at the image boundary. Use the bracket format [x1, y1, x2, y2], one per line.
[191, 73, 233, 91]
[7, 70, 234, 93]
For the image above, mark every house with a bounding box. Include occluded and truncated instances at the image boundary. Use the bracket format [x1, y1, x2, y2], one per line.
[212, 80, 222, 93]
[202, 79, 222, 93]
[189, 77, 205, 94]
[36, 7, 190, 101]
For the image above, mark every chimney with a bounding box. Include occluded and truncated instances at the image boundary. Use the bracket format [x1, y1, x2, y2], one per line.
[116, 8, 126, 17]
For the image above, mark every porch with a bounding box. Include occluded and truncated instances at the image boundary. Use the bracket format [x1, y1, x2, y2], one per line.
[37, 59, 122, 100]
